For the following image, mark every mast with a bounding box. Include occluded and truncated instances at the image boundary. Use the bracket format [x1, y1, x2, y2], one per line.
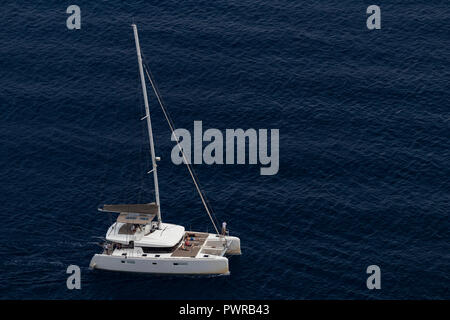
[132, 24, 162, 228]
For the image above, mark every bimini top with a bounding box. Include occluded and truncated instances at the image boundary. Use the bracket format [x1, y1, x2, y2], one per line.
[98, 203, 158, 225]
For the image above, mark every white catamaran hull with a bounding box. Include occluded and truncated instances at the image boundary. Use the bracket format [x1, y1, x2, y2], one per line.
[90, 234, 240, 275]
[90, 255, 230, 275]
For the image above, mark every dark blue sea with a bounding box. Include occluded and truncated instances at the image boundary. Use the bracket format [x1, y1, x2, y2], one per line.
[0, 1, 449, 299]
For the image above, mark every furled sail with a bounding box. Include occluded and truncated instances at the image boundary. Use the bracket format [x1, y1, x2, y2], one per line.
[99, 203, 158, 215]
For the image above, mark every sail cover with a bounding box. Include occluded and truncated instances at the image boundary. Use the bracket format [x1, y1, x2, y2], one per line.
[99, 203, 158, 224]
[100, 203, 158, 214]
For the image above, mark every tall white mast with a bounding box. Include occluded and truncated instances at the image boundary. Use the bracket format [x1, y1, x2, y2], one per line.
[132, 24, 162, 228]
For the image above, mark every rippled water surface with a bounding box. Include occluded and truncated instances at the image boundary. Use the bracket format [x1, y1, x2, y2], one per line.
[0, 1, 449, 299]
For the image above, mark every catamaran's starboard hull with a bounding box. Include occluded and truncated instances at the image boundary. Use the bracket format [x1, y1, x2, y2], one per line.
[89, 254, 230, 275]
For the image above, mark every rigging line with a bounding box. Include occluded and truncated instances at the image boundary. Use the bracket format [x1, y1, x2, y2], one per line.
[140, 55, 221, 228]
[150, 74, 221, 229]
[141, 60, 220, 235]
[136, 67, 154, 204]
[143, 59, 221, 228]
[139, 52, 221, 231]
[144, 65, 220, 235]
[142, 67, 219, 229]
[138, 77, 147, 203]
[202, 190, 221, 229]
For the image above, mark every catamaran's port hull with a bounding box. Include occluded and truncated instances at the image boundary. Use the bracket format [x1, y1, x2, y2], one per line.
[89, 234, 240, 275]
[89, 254, 230, 275]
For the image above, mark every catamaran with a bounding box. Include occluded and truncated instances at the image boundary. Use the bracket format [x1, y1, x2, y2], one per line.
[89, 24, 241, 275]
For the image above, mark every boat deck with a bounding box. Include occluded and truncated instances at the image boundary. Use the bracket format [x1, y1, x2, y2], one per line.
[171, 232, 209, 258]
